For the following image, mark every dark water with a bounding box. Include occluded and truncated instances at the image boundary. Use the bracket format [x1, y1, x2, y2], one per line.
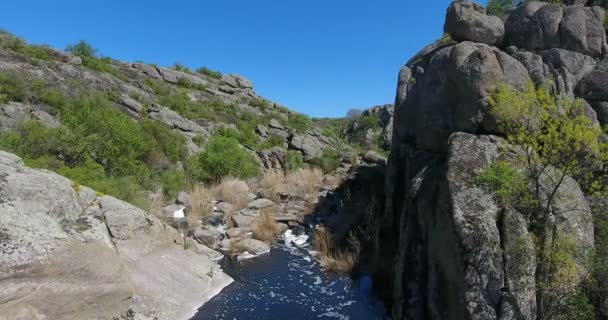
[193, 240, 386, 320]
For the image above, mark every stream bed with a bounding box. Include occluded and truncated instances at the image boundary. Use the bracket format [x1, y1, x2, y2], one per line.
[193, 234, 386, 320]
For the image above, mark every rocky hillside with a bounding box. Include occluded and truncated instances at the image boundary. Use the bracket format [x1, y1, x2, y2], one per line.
[0, 31, 380, 208]
[373, 1, 608, 319]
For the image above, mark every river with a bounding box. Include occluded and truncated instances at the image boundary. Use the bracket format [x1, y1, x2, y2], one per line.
[192, 233, 386, 320]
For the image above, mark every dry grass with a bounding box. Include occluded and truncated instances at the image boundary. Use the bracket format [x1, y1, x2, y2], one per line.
[260, 169, 286, 201]
[149, 186, 164, 217]
[286, 168, 324, 198]
[229, 239, 248, 254]
[253, 207, 281, 244]
[313, 227, 359, 273]
[189, 184, 213, 227]
[217, 177, 250, 210]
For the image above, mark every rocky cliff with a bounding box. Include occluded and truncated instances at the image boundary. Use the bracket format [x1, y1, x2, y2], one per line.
[384, 1, 607, 319]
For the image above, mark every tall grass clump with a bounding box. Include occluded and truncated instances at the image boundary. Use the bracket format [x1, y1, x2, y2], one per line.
[217, 177, 250, 210]
[189, 184, 214, 227]
[313, 228, 360, 273]
[253, 208, 281, 244]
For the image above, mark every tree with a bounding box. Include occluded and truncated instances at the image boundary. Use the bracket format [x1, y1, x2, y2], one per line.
[486, 0, 515, 16]
[66, 40, 97, 58]
[488, 82, 608, 319]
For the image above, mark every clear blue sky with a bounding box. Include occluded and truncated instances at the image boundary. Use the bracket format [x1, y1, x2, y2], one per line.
[0, 0, 488, 118]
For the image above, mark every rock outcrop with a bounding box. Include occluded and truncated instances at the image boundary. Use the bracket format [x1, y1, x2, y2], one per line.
[0, 151, 232, 320]
[382, 1, 603, 319]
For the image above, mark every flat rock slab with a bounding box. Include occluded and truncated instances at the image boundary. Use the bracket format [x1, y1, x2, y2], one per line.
[248, 198, 276, 209]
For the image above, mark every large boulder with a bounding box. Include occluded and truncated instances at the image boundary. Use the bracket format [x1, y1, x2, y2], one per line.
[505, 2, 607, 58]
[576, 70, 608, 101]
[289, 130, 336, 161]
[444, 1, 505, 46]
[0, 151, 232, 320]
[395, 41, 530, 152]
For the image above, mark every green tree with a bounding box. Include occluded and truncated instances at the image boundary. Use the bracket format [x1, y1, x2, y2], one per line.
[486, 0, 514, 16]
[489, 82, 608, 319]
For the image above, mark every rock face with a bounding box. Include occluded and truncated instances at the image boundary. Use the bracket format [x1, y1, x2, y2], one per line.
[505, 2, 607, 58]
[0, 151, 232, 320]
[382, 2, 603, 319]
[445, 1, 505, 46]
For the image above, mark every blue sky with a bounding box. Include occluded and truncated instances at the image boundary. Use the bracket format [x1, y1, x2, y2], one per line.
[0, 0, 488, 118]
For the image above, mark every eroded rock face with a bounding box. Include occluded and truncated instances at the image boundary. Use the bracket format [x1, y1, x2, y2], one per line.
[444, 1, 505, 46]
[0, 151, 232, 320]
[385, 134, 594, 320]
[505, 2, 607, 58]
[395, 41, 530, 152]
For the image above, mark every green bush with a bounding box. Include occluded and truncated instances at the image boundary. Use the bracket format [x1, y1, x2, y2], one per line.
[475, 161, 528, 206]
[196, 67, 222, 79]
[66, 40, 96, 58]
[486, 0, 514, 16]
[172, 62, 191, 73]
[160, 169, 189, 199]
[81, 56, 127, 80]
[192, 135, 258, 182]
[141, 120, 188, 162]
[58, 94, 151, 178]
[287, 113, 313, 133]
[260, 133, 285, 149]
[285, 150, 304, 171]
[310, 149, 341, 173]
[1, 36, 53, 61]
[0, 71, 26, 104]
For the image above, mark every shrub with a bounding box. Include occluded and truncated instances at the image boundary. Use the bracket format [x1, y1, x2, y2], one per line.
[81, 56, 127, 80]
[253, 208, 281, 244]
[58, 94, 151, 178]
[310, 149, 341, 173]
[287, 113, 313, 133]
[260, 133, 285, 149]
[486, 0, 514, 16]
[172, 62, 191, 73]
[475, 161, 528, 206]
[196, 67, 222, 79]
[160, 169, 189, 199]
[66, 40, 96, 58]
[141, 120, 188, 162]
[0, 71, 26, 104]
[193, 135, 258, 182]
[285, 150, 304, 171]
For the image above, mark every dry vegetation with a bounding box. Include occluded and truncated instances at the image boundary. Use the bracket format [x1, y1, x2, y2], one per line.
[188, 184, 214, 227]
[149, 185, 164, 217]
[217, 177, 250, 209]
[229, 238, 248, 254]
[313, 227, 360, 273]
[287, 168, 324, 198]
[253, 207, 282, 244]
[260, 168, 324, 201]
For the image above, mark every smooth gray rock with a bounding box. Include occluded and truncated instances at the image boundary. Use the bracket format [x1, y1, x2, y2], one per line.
[363, 150, 387, 165]
[257, 147, 286, 170]
[233, 238, 270, 255]
[223, 74, 253, 89]
[192, 227, 224, 249]
[576, 70, 608, 101]
[248, 198, 276, 209]
[133, 63, 162, 79]
[444, 1, 505, 46]
[147, 104, 208, 134]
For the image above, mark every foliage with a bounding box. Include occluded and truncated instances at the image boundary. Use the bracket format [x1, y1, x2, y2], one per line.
[192, 135, 258, 182]
[309, 149, 341, 173]
[172, 62, 191, 73]
[160, 169, 189, 199]
[475, 161, 528, 206]
[0, 71, 26, 104]
[486, 0, 515, 16]
[66, 40, 96, 58]
[1, 35, 54, 61]
[81, 56, 127, 80]
[285, 150, 304, 171]
[287, 113, 313, 133]
[196, 66, 222, 79]
[260, 133, 285, 149]
[141, 119, 188, 163]
[438, 33, 455, 45]
[489, 82, 608, 318]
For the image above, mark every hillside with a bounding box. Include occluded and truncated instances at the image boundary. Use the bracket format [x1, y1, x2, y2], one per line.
[0, 32, 390, 209]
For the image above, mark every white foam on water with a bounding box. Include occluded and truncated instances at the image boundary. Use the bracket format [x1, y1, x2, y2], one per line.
[283, 229, 309, 247]
[313, 276, 322, 285]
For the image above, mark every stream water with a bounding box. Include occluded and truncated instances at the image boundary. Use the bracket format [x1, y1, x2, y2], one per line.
[192, 233, 386, 320]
